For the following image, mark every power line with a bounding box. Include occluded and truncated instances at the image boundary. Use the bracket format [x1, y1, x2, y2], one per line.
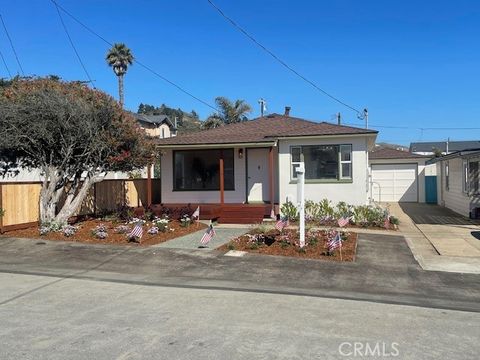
[51, 0, 95, 86]
[206, 0, 363, 117]
[342, 121, 480, 131]
[52, 1, 219, 112]
[0, 47, 12, 78]
[0, 14, 24, 75]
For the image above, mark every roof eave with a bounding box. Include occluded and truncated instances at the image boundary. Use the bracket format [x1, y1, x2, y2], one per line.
[155, 141, 277, 149]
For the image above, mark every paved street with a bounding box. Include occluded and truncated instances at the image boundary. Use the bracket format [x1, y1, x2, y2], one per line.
[1, 272, 479, 360]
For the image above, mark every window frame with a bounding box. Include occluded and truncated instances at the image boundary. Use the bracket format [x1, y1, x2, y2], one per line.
[462, 159, 468, 194]
[445, 161, 449, 191]
[468, 159, 480, 196]
[172, 149, 235, 191]
[289, 144, 353, 182]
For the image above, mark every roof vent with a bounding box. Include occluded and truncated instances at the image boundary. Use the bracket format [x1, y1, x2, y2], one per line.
[284, 106, 291, 116]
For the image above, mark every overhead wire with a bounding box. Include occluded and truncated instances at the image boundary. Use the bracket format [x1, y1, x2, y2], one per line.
[0, 47, 12, 78]
[52, 0, 95, 87]
[52, 0, 219, 112]
[206, 0, 364, 117]
[0, 14, 24, 75]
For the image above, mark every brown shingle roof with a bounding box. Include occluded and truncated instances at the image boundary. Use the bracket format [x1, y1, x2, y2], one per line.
[369, 147, 429, 160]
[156, 113, 377, 146]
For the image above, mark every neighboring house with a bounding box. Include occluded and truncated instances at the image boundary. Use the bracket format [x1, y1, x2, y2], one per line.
[368, 147, 429, 203]
[133, 113, 177, 139]
[428, 148, 480, 218]
[155, 109, 378, 223]
[410, 140, 480, 156]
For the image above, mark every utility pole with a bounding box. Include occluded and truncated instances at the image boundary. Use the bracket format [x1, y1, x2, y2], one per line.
[337, 112, 341, 125]
[364, 108, 369, 129]
[258, 98, 267, 117]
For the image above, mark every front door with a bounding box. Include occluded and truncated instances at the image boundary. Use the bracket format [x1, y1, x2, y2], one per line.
[247, 148, 269, 203]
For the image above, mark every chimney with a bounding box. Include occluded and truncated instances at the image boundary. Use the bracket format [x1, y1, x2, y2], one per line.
[284, 106, 291, 117]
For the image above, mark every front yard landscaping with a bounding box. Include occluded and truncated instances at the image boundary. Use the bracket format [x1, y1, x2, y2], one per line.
[218, 226, 357, 262]
[1, 210, 207, 246]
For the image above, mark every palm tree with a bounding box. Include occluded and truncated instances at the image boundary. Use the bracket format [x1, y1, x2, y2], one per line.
[203, 97, 252, 129]
[106, 43, 134, 108]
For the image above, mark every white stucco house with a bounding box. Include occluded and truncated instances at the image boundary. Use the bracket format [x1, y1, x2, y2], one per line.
[155, 109, 378, 223]
[429, 149, 480, 219]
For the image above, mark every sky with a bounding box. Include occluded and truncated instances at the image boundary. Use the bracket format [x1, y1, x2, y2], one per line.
[1, 0, 479, 146]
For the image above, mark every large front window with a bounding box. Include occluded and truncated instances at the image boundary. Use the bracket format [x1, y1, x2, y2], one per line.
[468, 160, 479, 195]
[290, 144, 352, 181]
[173, 149, 234, 191]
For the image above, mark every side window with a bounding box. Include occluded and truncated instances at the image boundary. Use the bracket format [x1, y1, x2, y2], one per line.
[462, 160, 468, 194]
[339, 145, 352, 179]
[445, 161, 449, 191]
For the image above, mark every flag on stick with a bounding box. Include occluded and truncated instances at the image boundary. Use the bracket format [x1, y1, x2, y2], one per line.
[384, 216, 390, 229]
[200, 224, 216, 245]
[275, 216, 289, 232]
[129, 222, 143, 241]
[192, 206, 200, 227]
[337, 217, 349, 228]
[327, 231, 343, 260]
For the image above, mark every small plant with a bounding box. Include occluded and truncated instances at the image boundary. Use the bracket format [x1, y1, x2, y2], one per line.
[180, 214, 191, 227]
[62, 225, 77, 237]
[128, 217, 146, 225]
[114, 225, 131, 234]
[147, 226, 159, 235]
[152, 216, 170, 232]
[227, 243, 235, 250]
[297, 247, 307, 254]
[92, 224, 108, 239]
[0, 208, 5, 218]
[280, 201, 299, 222]
[389, 216, 400, 225]
[38, 221, 66, 235]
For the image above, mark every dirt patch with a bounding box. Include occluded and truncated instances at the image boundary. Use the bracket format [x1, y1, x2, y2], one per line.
[1, 219, 207, 247]
[217, 229, 357, 262]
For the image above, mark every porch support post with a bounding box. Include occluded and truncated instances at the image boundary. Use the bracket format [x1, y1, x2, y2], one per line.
[147, 164, 152, 208]
[220, 150, 225, 205]
[269, 146, 275, 217]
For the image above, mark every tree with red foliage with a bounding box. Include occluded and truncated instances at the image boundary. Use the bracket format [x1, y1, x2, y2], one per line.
[0, 77, 155, 224]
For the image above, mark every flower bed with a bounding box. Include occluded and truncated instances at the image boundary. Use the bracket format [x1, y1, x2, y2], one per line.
[217, 227, 357, 262]
[281, 199, 399, 230]
[1, 217, 207, 246]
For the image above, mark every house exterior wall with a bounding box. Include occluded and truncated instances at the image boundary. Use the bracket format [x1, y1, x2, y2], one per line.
[277, 136, 369, 206]
[367, 158, 426, 203]
[438, 157, 477, 217]
[139, 123, 172, 138]
[160, 147, 247, 204]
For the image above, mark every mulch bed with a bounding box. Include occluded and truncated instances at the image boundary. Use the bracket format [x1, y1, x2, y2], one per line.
[0, 219, 207, 247]
[217, 228, 357, 262]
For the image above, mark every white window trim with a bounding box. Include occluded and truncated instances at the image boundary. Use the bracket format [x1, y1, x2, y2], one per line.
[291, 146, 301, 180]
[339, 144, 353, 179]
[462, 159, 468, 194]
[290, 144, 353, 181]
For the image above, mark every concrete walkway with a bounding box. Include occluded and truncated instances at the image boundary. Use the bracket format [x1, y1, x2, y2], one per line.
[154, 225, 247, 250]
[388, 203, 480, 274]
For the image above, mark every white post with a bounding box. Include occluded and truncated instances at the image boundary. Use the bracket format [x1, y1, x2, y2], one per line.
[296, 162, 305, 248]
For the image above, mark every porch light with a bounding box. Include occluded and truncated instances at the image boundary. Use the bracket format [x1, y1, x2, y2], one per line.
[238, 148, 244, 159]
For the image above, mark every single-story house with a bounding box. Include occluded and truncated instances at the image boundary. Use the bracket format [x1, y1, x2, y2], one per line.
[368, 147, 430, 203]
[410, 140, 480, 156]
[154, 109, 378, 223]
[428, 148, 480, 219]
[133, 113, 177, 139]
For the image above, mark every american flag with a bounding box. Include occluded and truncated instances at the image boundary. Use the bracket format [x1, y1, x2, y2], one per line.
[337, 217, 349, 228]
[275, 216, 289, 232]
[328, 232, 342, 251]
[384, 216, 390, 229]
[192, 206, 200, 220]
[129, 223, 143, 239]
[200, 224, 216, 245]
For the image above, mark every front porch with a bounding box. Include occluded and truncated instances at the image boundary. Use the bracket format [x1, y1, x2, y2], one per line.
[149, 203, 280, 224]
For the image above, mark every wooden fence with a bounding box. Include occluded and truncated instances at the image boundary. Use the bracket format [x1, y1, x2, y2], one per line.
[0, 179, 161, 232]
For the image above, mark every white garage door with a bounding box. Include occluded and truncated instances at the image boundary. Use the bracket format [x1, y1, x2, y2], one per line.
[371, 164, 418, 202]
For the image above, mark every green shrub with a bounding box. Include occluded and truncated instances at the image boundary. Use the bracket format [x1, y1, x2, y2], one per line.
[280, 201, 299, 221]
[0, 208, 5, 217]
[227, 243, 235, 250]
[389, 216, 400, 225]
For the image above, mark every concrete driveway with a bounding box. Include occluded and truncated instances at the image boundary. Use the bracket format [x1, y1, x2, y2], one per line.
[388, 202, 480, 273]
[399, 203, 480, 256]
